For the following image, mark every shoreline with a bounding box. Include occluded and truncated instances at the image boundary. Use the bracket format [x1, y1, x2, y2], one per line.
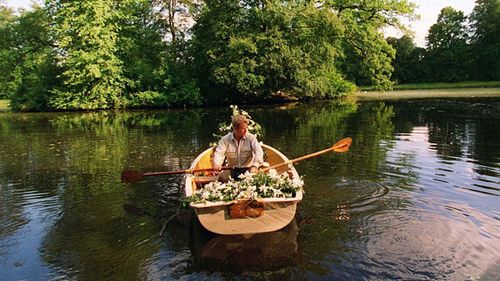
[355, 87, 500, 101]
[3, 88, 500, 112]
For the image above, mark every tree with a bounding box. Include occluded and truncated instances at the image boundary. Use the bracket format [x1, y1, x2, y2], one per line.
[330, 0, 416, 89]
[387, 35, 427, 83]
[1, 4, 60, 111]
[153, 0, 195, 52]
[425, 7, 469, 82]
[190, 0, 355, 103]
[0, 2, 16, 99]
[148, 0, 202, 107]
[190, 0, 415, 102]
[116, 0, 176, 107]
[469, 0, 500, 80]
[48, 0, 126, 110]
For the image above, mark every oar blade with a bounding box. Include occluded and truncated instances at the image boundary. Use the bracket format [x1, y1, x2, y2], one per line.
[333, 145, 350, 153]
[332, 137, 352, 152]
[121, 170, 144, 183]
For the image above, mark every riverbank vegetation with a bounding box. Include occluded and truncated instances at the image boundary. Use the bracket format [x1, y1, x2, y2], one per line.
[0, 0, 498, 111]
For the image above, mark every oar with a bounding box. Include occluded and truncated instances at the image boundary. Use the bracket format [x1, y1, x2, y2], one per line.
[262, 137, 352, 172]
[121, 137, 352, 183]
[121, 166, 234, 183]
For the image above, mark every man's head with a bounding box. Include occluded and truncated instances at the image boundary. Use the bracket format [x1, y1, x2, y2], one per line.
[232, 115, 248, 140]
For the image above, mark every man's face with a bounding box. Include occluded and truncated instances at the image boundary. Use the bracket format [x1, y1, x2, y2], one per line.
[233, 124, 247, 140]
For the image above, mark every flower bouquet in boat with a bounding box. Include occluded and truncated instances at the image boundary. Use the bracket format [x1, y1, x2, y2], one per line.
[186, 169, 304, 208]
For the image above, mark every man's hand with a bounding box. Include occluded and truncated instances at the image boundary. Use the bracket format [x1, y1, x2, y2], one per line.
[250, 166, 258, 173]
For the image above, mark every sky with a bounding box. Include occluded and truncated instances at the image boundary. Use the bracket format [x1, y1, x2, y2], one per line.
[5, 0, 476, 47]
[385, 0, 476, 47]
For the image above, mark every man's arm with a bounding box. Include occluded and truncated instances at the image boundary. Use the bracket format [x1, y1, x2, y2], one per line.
[212, 136, 227, 170]
[250, 136, 264, 168]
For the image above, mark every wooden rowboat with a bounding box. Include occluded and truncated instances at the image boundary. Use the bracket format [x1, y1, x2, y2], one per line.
[184, 144, 302, 235]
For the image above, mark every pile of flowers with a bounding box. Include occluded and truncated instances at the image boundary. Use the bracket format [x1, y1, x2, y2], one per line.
[187, 169, 304, 204]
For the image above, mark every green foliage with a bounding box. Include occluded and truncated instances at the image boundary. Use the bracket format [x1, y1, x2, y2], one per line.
[48, 0, 126, 110]
[2, 0, 418, 110]
[425, 7, 469, 82]
[427, 7, 468, 50]
[0, 99, 9, 111]
[469, 0, 500, 81]
[387, 35, 426, 83]
[386, 1, 498, 84]
[191, 0, 379, 102]
[11, 0, 498, 109]
[0, 3, 16, 99]
[116, 0, 201, 108]
[116, 0, 166, 95]
[330, 0, 417, 89]
[1, 4, 60, 111]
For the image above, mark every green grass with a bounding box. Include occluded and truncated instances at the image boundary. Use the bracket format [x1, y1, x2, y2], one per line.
[360, 81, 500, 91]
[355, 87, 500, 101]
[393, 81, 500, 90]
[0, 100, 10, 111]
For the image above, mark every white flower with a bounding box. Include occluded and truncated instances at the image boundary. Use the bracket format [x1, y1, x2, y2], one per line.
[202, 190, 210, 199]
[191, 169, 303, 203]
[238, 171, 254, 180]
[292, 178, 304, 188]
[268, 169, 279, 178]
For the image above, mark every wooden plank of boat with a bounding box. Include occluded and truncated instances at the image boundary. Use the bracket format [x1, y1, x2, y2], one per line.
[184, 144, 302, 235]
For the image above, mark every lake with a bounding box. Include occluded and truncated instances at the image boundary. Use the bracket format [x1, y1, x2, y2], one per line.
[1, 97, 499, 280]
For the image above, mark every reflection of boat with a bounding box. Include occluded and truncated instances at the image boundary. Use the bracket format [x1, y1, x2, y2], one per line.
[190, 218, 299, 272]
[184, 144, 302, 235]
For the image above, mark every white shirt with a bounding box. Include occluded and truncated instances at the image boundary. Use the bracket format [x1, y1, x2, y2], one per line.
[213, 132, 264, 168]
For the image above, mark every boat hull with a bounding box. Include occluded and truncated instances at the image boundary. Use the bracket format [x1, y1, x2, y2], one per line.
[185, 144, 302, 235]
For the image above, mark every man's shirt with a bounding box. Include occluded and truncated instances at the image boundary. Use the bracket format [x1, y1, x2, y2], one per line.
[213, 132, 264, 168]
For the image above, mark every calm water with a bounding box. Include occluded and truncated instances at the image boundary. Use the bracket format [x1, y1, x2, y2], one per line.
[0, 98, 499, 280]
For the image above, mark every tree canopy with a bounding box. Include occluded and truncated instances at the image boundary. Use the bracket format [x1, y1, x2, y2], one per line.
[425, 7, 469, 82]
[1, 0, 498, 111]
[469, 0, 500, 80]
[387, 1, 500, 84]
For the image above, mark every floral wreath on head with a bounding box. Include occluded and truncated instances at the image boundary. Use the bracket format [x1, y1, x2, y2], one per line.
[211, 105, 263, 146]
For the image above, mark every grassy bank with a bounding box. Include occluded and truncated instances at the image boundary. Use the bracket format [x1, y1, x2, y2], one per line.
[0, 100, 10, 111]
[360, 81, 500, 91]
[393, 81, 500, 90]
[356, 87, 500, 101]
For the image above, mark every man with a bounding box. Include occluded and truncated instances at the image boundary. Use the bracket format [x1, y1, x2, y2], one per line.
[213, 114, 264, 181]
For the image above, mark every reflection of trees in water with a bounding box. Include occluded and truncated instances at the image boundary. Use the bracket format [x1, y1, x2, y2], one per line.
[40, 190, 161, 280]
[0, 109, 207, 279]
[2, 100, 498, 279]
[268, 101, 399, 274]
[249, 100, 358, 157]
[391, 99, 500, 168]
[302, 99, 499, 259]
[346, 102, 395, 175]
